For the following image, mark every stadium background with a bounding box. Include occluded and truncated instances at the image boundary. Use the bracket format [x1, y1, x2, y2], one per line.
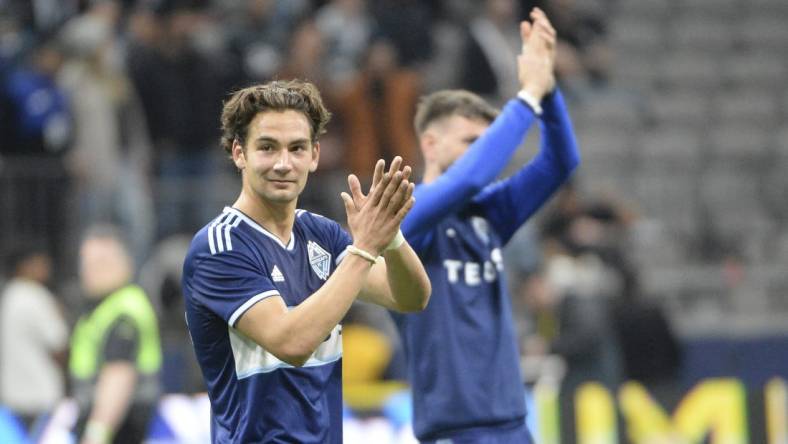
[1, 0, 787, 442]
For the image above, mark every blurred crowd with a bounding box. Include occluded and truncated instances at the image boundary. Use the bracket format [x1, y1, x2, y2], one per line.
[0, 0, 614, 267]
[0, 0, 690, 441]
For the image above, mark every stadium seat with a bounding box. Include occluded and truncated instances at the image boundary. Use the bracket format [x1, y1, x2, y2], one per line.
[612, 56, 660, 90]
[712, 88, 780, 127]
[615, 0, 673, 21]
[633, 171, 699, 238]
[571, 92, 645, 130]
[574, 122, 636, 194]
[576, 126, 632, 157]
[745, 0, 788, 11]
[721, 53, 786, 88]
[738, 16, 788, 49]
[609, 18, 665, 53]
[676, 0, 738, 18]
[669, 15, 733, 53]
[707, 123, 772, 163]
[646, 90, 710, 128]
[698, 167, 767, 240]
[658, 51, 721, 91]
[636, 127, 704, 169]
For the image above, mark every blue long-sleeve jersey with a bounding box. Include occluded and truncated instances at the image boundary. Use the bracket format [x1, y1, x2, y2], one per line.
[394, 89, 579, 441]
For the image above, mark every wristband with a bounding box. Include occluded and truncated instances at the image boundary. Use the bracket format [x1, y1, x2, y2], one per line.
[517, 90, 543, 116]
[346, 245, 378, 264]
[385, 230, 405, 251]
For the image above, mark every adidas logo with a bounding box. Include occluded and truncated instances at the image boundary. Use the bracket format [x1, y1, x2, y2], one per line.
[271, 265, 285, 282]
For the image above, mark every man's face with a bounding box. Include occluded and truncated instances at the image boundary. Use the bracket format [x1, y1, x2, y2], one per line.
[79, 237, 132, 298]
[428, 115, 489, 172]
[234, 110, 319, 205]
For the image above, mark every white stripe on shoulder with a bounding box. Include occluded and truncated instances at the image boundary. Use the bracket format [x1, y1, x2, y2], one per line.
[223, 214, 242, 251]
[219, 213, 238, 252]
[208, 213, 244, 255]
[208, 212, 232, 255]
[208, 225, 216, 255]
[215, 221, 225, 252]
[228, 290, 280, 327]
[296, 209, 306, 217]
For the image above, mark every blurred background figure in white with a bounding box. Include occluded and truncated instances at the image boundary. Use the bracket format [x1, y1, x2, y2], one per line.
[0, 241, 68, 439]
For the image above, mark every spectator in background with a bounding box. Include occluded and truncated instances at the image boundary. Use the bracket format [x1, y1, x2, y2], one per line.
[138, 235, 205, 394]
[549, 197, 683, 395]
[224, 0, 310, 81]
[0, 34, 72, 275]
[58, 3, 154, 265]
[0, 243, 68, 436]
[519, 260, 622, 443]
[0, 34, 70, 156]
[315, 0, 372, 88]
[521, 191, 677, 440]
[126, 3, 243, 238]
[459, 0, 523, 105]
[317, 0, 427, 179]
[520, 257, 621, 386]
[276, 18, 329, 91]
[1, 0, 78, 33]
[541, 0, 612, 90]
[534, 196, 633, 385]
[69, 226, 162, 444]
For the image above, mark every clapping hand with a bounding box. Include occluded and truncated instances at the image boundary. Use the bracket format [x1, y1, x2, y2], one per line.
[341, 157, 415, 256]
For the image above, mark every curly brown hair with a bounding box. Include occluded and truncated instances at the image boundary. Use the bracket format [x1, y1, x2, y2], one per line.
[220, 79, 332, 155]
[413, 90, 498, 135]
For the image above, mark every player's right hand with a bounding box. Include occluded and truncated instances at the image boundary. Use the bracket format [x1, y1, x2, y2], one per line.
[341, 157, 415, 256]
[517, 7, 557, 101]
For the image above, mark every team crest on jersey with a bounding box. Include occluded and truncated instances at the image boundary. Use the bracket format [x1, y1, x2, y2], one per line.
[307, 241, 331, 280]
[471, 216, 490, 245]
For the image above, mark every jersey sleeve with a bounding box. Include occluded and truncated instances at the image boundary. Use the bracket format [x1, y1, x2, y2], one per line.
[103, 315, 138, 363]
[402, 98, 537, 252]
[472, 89, 580, 244]
[327, 219, 353, 265]
[189, 250, 280, 327]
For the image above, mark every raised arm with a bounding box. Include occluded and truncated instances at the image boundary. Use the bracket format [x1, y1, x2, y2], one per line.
[473, 88, 580, 244]
[235, 159, 423, 367]
[402, 100, 538, 249]
[403, 12, 557, 251]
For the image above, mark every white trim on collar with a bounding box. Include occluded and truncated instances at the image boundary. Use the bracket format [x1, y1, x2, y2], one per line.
[224, 207, 296, 251]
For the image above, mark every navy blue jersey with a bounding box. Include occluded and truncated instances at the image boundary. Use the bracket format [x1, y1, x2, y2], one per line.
[182, 207, 352, 443]
[396, 90, 580, 441]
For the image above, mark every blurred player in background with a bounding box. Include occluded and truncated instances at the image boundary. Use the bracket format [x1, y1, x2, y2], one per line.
[394, 8, 580, 443]
[70, 227, 162, 444]
[181, 80, 430, 443]
[0, 243, 67, 436]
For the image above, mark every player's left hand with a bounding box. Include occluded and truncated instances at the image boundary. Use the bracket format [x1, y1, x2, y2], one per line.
[348, 157, 415, 214]
[341, 157, 415, 253]
[518, 7, 558, 100]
